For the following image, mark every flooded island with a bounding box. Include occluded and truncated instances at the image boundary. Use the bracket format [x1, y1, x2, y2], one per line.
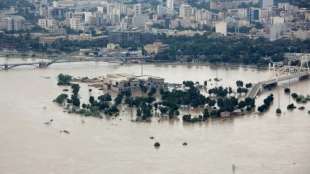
[54, 71, 310, 123]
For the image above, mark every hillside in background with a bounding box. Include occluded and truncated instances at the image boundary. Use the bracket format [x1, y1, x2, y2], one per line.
[0, 0, 34, 10]
[275, 0, 310, 9]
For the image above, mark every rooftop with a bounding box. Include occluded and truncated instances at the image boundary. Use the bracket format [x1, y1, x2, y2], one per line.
[104, 74, 164, 82]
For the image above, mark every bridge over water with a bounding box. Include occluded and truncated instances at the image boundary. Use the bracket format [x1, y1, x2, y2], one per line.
[0, 55, 149, 70]
[0, 58, 125, 70]
[246, 53, 310, 98]
[246, 71, 310, 98]
[0, 59, 88, 70]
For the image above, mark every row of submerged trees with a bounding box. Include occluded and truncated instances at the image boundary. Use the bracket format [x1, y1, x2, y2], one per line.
[257, 94, 274, 113]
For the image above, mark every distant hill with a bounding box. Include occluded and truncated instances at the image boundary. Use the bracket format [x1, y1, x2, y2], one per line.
[275, 0, 310, 9]
[0, 0, 34, 10]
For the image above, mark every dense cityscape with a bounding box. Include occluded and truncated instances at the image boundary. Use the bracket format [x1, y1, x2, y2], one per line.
[0, 0, 310, 174]
[0, 0, 309, 64]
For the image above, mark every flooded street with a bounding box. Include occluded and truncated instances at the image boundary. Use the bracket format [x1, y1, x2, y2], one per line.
[0, 58, 310, 174]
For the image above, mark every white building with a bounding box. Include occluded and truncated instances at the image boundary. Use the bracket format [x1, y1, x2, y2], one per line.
[70, 17, 83, 30]
[107, 4, 115, 16]
[109, 8, 121, 25]
[134, 4, 142, 16]
[83, 12, 93, 24]
[0, 15, 10, 31]
[166, 0, 174, 14]
[102, 74, 165, 92]
[270, 24, 285, 41]
[179, 4, 192, 20]
[38, 18, 57, 29]
[120, 18, 128, 31]
[269, 17, 286, 41]
[271, 16, 284, 24]
[97, 6, 104, 13]
[195, 9, 212, 24]
[228, 8, 248, 19]
[157, 5, 166, 16]
[215, 21, 227, 36]
[53, 1, 59, 8]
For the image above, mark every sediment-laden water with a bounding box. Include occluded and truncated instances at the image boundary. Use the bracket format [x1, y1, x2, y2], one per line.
[0, 58, 309, 174]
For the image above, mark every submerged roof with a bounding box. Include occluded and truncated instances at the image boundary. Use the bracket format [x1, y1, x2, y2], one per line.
[105, 74, 164, 82]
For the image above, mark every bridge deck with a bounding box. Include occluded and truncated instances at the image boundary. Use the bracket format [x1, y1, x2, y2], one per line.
[246, 71, 310, 98]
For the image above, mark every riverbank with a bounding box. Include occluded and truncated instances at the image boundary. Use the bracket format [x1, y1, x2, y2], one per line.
[0, 51, 270, 71]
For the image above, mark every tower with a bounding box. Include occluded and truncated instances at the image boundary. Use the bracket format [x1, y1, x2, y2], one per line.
[166, 0, 174, 13]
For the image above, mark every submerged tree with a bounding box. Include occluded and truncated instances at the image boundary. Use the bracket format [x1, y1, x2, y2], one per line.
[57, 74, 72, 86]
[54, 93, 68, 105]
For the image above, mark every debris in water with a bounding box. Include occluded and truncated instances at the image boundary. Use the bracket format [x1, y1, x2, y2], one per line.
[60, 130, 70, 134]
[154, 142, 160, 148]
[44, 119, 53, 125]
[298, 106, 305, 110]
[41, 76, 51, 79]
[232, 164, 236, 174]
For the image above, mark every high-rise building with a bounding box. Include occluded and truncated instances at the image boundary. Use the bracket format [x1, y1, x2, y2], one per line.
[107, 4, 115, 16]
[70, 17, 82, 30]
[83, 12, 93, 24]
[38, 18, 57, 29]
[248, 7, 261, 23]
[110, 8, 121, 25]
[134, 4, 142, 16]
[0, 16, 26, 31]
[157, 5, 165, 16]
[179, 4, 192, 19]
[195, 9, 212, 24]
[166, 0, 174, 13]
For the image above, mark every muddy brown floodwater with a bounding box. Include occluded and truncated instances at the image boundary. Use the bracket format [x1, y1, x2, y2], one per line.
[0, 58, 310, 174]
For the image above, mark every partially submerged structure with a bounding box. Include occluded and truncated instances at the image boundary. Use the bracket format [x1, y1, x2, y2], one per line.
[102, 73, 165, 92]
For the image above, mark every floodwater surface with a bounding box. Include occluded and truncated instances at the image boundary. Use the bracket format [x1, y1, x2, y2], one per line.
[0, 58, 309, 174]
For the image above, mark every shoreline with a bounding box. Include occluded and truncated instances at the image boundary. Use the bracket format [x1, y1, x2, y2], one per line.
[0, 52, 269, 71]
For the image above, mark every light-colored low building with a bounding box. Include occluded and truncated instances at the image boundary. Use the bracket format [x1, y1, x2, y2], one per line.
[39, 35, 65, 44]
[102, 73, 165, 92]
[220, 111, 231, 118]
[215, 21, 227, 36]
[106, 43, 121, 50]
[144, 42, 168, 55]
[136, 75, 165, 88]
